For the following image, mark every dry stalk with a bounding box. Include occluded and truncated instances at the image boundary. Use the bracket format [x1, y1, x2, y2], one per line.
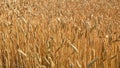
[87, 57, 98, 68]
[69, 43, 79, 53]
[109, 54, 117, 60]
[55, 39, 65, 53]
[48, 57, 55, 68]
[76, 60, 82, 68]
[18, 49, 27, 57]
[44, 57, 50, 65]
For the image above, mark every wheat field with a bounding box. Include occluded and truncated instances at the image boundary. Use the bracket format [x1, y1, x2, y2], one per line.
[0, 0, 120, 68]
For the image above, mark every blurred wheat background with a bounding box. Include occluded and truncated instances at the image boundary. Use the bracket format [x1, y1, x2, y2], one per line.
[0, 0, 120, 68]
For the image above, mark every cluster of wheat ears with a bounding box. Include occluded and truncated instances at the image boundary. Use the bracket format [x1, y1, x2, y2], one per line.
[0, 0, 119, 68]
